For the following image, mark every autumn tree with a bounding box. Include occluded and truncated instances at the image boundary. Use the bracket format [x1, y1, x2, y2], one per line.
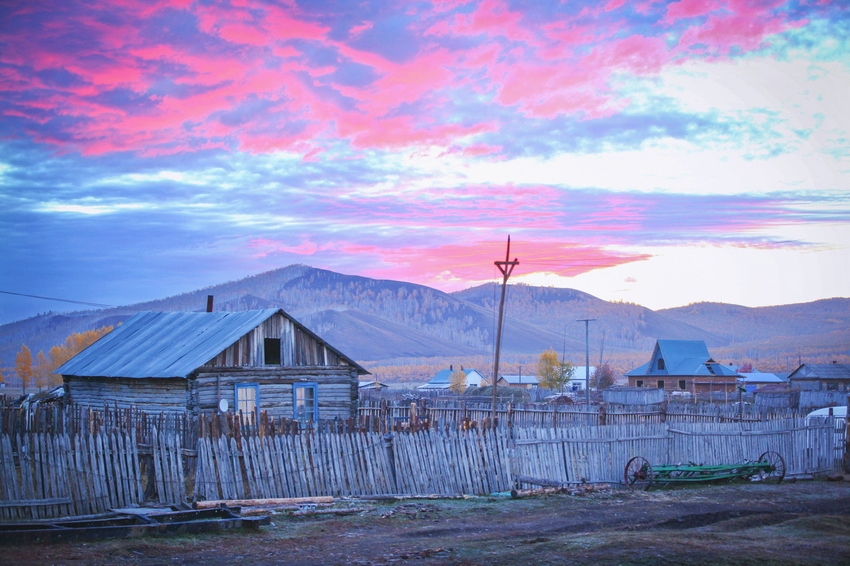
[449, 369, 467, 394]
[33, 350, 49, 390]
[15, 344, 33, 394]
[0, 358, 4, 385]
[46, 325, 114, 385]
[592, 363, 615, 390]
[537, 348, 574, 392]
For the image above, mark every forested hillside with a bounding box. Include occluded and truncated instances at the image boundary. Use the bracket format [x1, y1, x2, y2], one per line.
[1, 265, 847, 386]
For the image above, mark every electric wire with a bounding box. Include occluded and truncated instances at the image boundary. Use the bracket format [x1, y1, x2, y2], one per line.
[0, 290, 113, 308]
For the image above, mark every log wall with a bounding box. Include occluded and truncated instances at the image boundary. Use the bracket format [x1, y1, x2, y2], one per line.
[65, 377, 189, 412]
[192, 366, 358, 420]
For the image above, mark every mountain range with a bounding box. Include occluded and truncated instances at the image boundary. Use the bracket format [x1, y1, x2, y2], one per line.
[1, 264, 848, 381]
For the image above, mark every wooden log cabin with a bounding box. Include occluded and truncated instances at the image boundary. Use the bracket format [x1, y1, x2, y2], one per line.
[56, 309, 368, 421]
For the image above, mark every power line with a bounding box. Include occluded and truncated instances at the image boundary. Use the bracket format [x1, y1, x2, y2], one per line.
[0, 290, 114, 308]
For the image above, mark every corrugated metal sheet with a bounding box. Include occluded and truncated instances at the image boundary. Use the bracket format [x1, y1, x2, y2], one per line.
[625, 361, 650, 377]
[673, 358, 714, 375]
[739, 372, 786, 384]
[657, 340, 710, 363]
[791, 363, 850, 381]
[56, 309, 365, 378]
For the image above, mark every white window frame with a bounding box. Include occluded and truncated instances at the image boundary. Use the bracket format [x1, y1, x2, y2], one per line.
[235, 383, 260, 419]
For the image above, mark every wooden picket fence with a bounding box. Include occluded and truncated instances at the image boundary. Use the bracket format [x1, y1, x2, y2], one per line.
[0, 427, 184, 521]
[358, 400, 807, 432]
[194, 427, 513, 500]
[513, 418, 837, 487]
[0, 417, 842, 520]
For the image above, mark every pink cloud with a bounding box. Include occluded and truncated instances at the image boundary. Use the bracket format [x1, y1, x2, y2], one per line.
[359, 240, 652, 290]
[258, 239, 645, 292]
[605, 0, 627, 12]
[0, 0, 820, 157]
[664, 0, 720, 24]
[678, 12, 786, 54]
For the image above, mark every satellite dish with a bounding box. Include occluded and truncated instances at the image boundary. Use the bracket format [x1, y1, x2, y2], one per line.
[218, 399, 229, 412]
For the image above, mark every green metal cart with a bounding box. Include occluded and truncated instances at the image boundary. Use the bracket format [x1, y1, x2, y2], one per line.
[624, 451, 786, 491]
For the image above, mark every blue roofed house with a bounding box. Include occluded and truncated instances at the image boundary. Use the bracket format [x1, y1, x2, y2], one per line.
[418, 366, 486, 390]
[56, 309, 369, 422]
[737, 372, 788, 393]
[625, 340, 739, 394]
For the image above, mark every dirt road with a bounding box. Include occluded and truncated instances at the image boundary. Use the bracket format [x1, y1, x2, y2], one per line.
[8, 481, 850, 565]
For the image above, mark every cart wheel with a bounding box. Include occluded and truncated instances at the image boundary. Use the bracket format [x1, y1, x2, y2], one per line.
[757, 451, 785, 484]
[624, 456, 653, 491]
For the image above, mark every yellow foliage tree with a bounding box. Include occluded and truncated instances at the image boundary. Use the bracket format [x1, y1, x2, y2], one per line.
[15, 344, 33, 394]
[449, 369, 467, 394]
[33, 350, 49, 390]
[47, 346, 65, 387]
[537, 348, 574, 392]
[46, 325, 114, 385]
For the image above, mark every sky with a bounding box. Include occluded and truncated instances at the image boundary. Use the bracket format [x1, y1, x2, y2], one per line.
[1, 0, 848, 324]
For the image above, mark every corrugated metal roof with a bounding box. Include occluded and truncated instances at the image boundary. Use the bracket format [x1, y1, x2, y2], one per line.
[739, 373, 786, 383]
[56, 309, 366, 378]
[501, 374, 539, 385]
[657, 340, 710, 363]
[791, 363, 850, 380]
[625, 340, 739, 378]
[625, 361, 650, 377]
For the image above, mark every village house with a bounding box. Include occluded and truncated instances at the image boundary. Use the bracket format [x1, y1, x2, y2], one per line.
[418, 366, 486, 390]
[566, 366, 597, 391]
[56, 308, 368, 421]
[625, 339, 739, 394]
[737, 371, 788, 393]
[498, 366, 596, 391]
[788, 362, 850, 391]
[497, 374, 538, 390]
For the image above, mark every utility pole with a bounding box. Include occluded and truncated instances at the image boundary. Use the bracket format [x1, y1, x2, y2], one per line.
[577, 318, 596, 406]
[492, 236, 519, 424]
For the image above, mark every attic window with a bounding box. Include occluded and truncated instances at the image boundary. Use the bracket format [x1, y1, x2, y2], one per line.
[264, 338, 281, 365]
[657, 358, 665, 370]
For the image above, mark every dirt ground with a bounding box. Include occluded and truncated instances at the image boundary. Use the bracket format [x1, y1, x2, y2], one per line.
[5, 481, 850, 566]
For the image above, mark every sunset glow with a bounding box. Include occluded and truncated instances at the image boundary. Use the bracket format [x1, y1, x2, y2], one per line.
[1, 0, 848, 321]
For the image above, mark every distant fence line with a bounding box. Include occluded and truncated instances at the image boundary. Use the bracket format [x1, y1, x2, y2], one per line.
[357, 399, 809, 432]
[0, 398, 813, 443]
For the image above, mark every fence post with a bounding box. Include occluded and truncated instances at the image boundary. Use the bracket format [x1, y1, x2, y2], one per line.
[383, 433, 398, 493]
[738, 385, 744, 422]
[845, 393, 850, 473]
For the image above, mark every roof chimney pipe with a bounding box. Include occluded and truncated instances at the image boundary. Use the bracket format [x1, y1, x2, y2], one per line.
[207, 295, 214, 313]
